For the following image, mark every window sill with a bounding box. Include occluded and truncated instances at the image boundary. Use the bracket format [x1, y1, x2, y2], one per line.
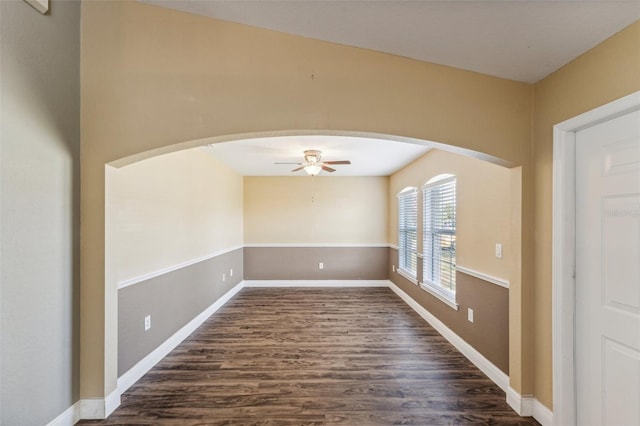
[419, 282, 459, 311]
[397, 268, 418, 285]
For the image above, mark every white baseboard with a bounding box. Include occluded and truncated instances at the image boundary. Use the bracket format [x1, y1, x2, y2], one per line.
[117, 281, 245, 395]
[243, 280, 390, 288]
[47, 396, 108, 426]
[46, 389, 121, 425]
[77, 388, 118, 420]
[388, 281, 510, 391]
[104, 388, 121, 417]
[46, 401, 81, 426]
[79, 398, 105, 420]
[507, 387, 531, 415]
[533, 398, 554, 426]
[506, 387, 553, 426]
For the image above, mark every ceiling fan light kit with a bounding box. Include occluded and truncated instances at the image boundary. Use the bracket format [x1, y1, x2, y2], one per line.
[304, 164, 322, 176]
[275, 149, 352, 176]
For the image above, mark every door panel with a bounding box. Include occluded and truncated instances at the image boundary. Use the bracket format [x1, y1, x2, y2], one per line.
[603, 195, 640, 314]
[603, 339, 640, 426]
[576, 109, 640, 426]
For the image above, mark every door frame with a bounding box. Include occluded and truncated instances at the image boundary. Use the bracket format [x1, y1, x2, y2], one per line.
[552, 90, 640, 426]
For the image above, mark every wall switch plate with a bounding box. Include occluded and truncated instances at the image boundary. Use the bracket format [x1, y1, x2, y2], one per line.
[144, 315, 151, 331]
[319, 262, 324, 270]
[495, 243, 503, 259]
[392, 265, 396, 272]
[222, 273, 226, 281]
[467, 308, 474, 323]
[230, 269, 233, 277]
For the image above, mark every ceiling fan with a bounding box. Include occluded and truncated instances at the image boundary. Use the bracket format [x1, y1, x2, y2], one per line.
[275, 150, 351, 175]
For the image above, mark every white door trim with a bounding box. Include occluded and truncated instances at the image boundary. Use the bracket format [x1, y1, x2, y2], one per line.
[552, 90, 640, 426]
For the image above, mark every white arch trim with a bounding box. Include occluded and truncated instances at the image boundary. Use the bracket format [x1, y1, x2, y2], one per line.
[108, 129, 516, 169]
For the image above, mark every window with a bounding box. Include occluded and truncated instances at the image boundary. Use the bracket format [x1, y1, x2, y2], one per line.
[422, 175, 457, 307]
[397, 187, 418, 279]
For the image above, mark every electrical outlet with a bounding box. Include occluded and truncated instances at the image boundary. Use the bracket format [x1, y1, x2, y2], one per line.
[319, 262, 324, 270]
[223, 273, 226, 281]
[144, 315, 151, 331]
[392, 265, 396, 272]
[495, 243, 503, 259]
[230, 269, 233, 277]
[467, 308, 474, 323]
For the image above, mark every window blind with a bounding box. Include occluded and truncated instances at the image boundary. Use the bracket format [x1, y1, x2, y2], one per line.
[398, 189, 418, 276]
[423, 176, 456, 294]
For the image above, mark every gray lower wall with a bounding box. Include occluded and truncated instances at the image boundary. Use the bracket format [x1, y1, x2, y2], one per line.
[244, 246, 389, 280]
[1, 1, 81, 424]
[118, 248, 243, 376]
[389, 248, 509, 373]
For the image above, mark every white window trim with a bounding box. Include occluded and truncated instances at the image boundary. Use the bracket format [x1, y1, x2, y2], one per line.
[422, 175, 457, 303]
[397, 187, 418, 277]
[397, 267, 418, 285]
[420, 279, 459, 310]
[423, 174, 456, 190]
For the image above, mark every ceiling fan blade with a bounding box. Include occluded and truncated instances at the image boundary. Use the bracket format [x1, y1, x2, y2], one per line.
[275, 162, 302, 165]
[291, 166, 305, 172]
[322, 165, 336, 173]
[323, 160, 351, 165]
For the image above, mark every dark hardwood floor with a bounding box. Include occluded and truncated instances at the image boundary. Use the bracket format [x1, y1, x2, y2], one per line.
[80, 287, 538, 425]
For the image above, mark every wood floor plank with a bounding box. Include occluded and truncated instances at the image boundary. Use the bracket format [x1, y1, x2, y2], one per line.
[80, 287, 538, 425]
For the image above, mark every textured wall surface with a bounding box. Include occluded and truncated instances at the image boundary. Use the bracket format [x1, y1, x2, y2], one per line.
[0, 1, 81, 424]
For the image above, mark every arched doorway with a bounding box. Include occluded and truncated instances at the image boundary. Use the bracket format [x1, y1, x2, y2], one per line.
[99, 130, 525, 418]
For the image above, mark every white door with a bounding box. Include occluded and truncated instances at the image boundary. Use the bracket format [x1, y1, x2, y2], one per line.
[576, 109, 640, 425]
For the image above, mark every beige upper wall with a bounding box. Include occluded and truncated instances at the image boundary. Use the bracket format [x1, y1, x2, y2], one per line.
[82, 1, 533, 166]
[244, 176, 388, 244]
[532, 20, 640, 409]
[106, 148, 243, 283]
[81, 0, 534, 399]
[390, 149, 512, 280]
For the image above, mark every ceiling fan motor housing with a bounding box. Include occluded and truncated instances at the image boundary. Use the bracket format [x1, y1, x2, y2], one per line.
[304, 150, 322, 163]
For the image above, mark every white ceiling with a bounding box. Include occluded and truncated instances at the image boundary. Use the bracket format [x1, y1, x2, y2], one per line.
[203, 135, 431, 176]
[140, 0, 640, 83]
[142, 0, 639, 176]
